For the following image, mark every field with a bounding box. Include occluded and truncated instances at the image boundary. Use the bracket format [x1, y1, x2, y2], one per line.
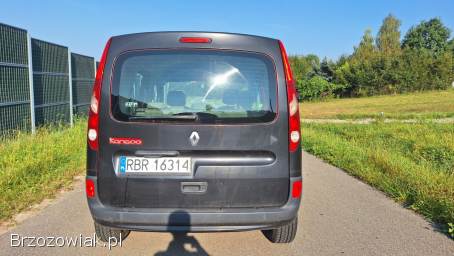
[300, 90, 454, 237]
[300, 89, 454, 120]
[0, 119, 86, 222]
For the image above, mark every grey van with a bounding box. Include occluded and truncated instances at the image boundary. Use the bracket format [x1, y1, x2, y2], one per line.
[85, 32, 302, 244]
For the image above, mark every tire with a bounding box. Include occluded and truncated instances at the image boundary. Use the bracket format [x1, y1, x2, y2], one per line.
[262, 218, 298, 243]
[94, 222, 131, 243]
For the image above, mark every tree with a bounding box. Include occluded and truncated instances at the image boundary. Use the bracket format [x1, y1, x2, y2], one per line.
[376, 14, 401, 55]
[305, 54, 320, 74]
[448, 39, 454, 77]
[396, 48, 453, 92]
[402, 18, 451, 54]
[289, 56, 311, 82]
[289, 54, 321, 82]
[289, 55, 321, 95]
[448, 38, 454, 54]
[346, 29, 381, 96]
[320, 57, 335, 82]
[353, 29, 376, 61]
[288, 55, 322, 78]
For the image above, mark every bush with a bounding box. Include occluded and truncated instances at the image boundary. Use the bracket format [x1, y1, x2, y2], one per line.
[297, 75, 345, 101]
[396, 48, 453, 92]
[332, 50, 453, 97]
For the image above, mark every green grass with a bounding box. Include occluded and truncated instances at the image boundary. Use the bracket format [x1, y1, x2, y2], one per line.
[300, 89, 454, 119]
[301, 122, 454, 236]
[0, 119, 86, 222]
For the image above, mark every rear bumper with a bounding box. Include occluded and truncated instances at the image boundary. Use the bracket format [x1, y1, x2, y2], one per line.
[86, 176, 302, 232]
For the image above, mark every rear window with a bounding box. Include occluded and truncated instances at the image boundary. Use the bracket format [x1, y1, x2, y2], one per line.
[111, 50, 277, 123]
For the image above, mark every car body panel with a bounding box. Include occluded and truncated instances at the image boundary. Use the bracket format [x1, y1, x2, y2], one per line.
[86, 32, 302, 231]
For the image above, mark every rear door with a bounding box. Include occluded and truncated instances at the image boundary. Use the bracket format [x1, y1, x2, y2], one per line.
[97, 32, 290, 209]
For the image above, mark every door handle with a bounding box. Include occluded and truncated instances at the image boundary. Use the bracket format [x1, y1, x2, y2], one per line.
[181, 182, 208, 194]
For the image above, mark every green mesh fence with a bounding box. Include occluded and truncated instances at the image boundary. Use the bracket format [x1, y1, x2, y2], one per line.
[1, 22, 98, 136]
[34, 103, 70, 125]
[31, 39, 68, 73]
[0, 23, 31, 136]
[31, 38, 70, 126]
[33, 75, 69, 106]
[73, 104, 89, 116]
[0, 23, 28, 65]
[0, 66, 29, 104]
[71, 53, 94, 116]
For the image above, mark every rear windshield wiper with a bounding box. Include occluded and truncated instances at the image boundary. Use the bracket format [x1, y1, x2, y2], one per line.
[128, 112, 218, 122]
[128, 115, 197, 121]
[173, 112, 219, 122]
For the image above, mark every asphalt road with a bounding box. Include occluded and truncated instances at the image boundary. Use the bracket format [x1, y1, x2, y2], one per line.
[0, 152, 453, 255]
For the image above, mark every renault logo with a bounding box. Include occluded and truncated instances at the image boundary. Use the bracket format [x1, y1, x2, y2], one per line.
[189, 131, 200, 146]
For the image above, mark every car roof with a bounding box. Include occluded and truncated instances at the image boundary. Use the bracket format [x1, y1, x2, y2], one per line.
[111, 31, 277, 42]
[106, 31, 281, 63]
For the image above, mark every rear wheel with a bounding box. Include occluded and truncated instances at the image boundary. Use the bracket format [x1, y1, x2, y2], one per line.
[94, 222, 130, 243]
[262, 218, 298, 243]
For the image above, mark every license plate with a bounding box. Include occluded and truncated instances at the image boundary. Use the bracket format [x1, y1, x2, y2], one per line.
[118, 156, 191, 175]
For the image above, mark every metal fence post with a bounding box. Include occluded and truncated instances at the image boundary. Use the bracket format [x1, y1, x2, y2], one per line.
[26, 32, 36, 134]
[67, 49, 73, 126]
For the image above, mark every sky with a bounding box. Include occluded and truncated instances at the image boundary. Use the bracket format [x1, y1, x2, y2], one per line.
[1, 0, 453, 60]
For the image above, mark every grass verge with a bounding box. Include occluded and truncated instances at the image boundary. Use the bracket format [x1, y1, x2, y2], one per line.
[301, 122, 454, 237]
[0, 119, 86, 222]
[300, 89, 454, 119]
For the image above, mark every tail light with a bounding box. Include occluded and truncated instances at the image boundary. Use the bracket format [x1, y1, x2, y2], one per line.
[279, 40, 300, 152]
[292, 180, 302, 198]
[86, 178, 95, 198]
[87, 38, 111, 151]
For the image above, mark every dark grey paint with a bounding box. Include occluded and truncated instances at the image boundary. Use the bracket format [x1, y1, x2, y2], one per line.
[87, 32, 302, 231]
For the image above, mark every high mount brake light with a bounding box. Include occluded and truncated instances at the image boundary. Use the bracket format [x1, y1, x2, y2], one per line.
[179, 37, 212, 43]
[87, 38, 111, 151]
[278, 40, 301, 152]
